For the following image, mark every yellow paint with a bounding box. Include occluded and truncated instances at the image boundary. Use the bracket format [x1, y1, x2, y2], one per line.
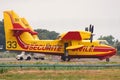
[3, 10, 116, 58]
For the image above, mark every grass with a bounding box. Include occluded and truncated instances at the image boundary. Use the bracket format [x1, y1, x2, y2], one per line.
[0, 55, 120, 79]
[0, 64, 120, 80]
[0, 69, 120, 80]
[0, 68, 8, 74]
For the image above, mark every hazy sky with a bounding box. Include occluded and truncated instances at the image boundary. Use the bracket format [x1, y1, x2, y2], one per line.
[0, 0, 120, 40]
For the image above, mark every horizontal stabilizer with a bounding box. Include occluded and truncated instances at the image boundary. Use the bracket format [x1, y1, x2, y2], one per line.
[66, 45, 83, 50]
[12, 28, 29, 31]
[12, 27, 38, 35]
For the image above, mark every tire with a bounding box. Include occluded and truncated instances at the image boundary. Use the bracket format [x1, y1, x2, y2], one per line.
[106, 58, 110, 62]
[61, 56, 70, 61]
[61, 55, 66, 61]
[67, 56, 71, 61]
[26, 56, 31, 60]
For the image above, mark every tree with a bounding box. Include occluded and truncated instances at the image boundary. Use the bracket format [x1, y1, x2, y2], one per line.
[115, 42, 120, 51]
[35, 29, 59, 40]
[0, 20, 5, 50]
[114, 39, 120, 55]
[98, 35, 120, 55]
[98, 35, 115, 45]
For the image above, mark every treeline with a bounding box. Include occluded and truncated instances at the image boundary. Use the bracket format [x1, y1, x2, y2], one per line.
[0, 21, 5, 50]
[98, 35, 120, 54]
[35, 29, 59, 40]
[0, 20, 120, 54]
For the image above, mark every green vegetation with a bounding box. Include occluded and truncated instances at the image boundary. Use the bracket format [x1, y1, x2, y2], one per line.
[98, 35, 120, 55]
[0, 69, 120, 80]
[35, 29, 59, 40]
[0, 21, 5, 51]
[0, 68, 8, 74]
[0, 52, 17, 58]
[0, 61, 120, 71]
[0, 56, 119, 80]
[98, 35, 115, 45]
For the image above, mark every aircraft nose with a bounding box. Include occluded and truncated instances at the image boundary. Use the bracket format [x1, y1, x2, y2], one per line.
[95, 46, 117, 59]
[107, 47, 117, 55]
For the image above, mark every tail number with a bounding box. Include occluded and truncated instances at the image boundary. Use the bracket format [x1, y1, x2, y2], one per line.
[7, 41, 17, 48]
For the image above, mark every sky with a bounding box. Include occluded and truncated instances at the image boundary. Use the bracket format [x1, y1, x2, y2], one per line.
[0, 0, 120, 40]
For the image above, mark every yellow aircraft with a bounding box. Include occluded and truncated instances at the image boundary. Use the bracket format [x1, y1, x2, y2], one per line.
[3, 10, 116, 61]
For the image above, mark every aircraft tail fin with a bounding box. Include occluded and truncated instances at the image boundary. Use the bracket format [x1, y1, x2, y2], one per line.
[20, 18, 39, 40]
[4, 10, 39, 50]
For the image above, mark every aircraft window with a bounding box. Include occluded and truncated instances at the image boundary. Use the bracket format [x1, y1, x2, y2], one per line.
[99, 40, 108, 45]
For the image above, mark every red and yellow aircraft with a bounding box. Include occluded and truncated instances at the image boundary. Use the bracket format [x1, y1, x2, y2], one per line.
[3, 10, 116, 61]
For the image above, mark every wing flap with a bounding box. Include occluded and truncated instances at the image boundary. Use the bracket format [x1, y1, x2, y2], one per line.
[66, 45, 83, 50]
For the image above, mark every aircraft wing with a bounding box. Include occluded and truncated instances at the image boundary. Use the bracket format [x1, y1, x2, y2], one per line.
[66, 45, 83, 50]
[61, 31, 82, 40]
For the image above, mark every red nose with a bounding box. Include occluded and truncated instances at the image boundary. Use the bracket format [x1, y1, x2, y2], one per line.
[108, 47, 117, 55]
[94, 46, 117, 60]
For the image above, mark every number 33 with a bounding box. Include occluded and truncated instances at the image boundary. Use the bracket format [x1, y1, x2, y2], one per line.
[7, 41, 17, 48]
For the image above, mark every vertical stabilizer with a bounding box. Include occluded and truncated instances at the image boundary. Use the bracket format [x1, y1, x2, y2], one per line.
[21, 18, 39, 40]
[4, 10, 38, 51]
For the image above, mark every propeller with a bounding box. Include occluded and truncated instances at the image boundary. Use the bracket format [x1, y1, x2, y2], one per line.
[85, 24, 94, 43]
[85, 27, 88, 31]
[89, 24, 94, 43]
[85, 24, 94, 32]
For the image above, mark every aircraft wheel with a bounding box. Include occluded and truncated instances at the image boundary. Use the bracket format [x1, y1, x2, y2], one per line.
[61, 55, 66, 61]
[61, 56, 70, 61]
[66, 56, 71, 61]
[106, 58, 110, 62]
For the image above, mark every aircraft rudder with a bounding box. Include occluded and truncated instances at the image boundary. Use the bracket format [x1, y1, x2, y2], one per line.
[3, 11, 25, 50]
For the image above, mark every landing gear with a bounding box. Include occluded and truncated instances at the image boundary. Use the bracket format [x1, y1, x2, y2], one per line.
[106, 58, 110, 62]
[61, 55, 71, 61]
[61, 43, 71, 61]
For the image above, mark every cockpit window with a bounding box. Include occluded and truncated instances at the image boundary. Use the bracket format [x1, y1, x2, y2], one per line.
[99, 40, 109, 45]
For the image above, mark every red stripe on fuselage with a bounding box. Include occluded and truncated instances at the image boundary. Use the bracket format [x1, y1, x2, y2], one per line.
[93, 46, 115, 52]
